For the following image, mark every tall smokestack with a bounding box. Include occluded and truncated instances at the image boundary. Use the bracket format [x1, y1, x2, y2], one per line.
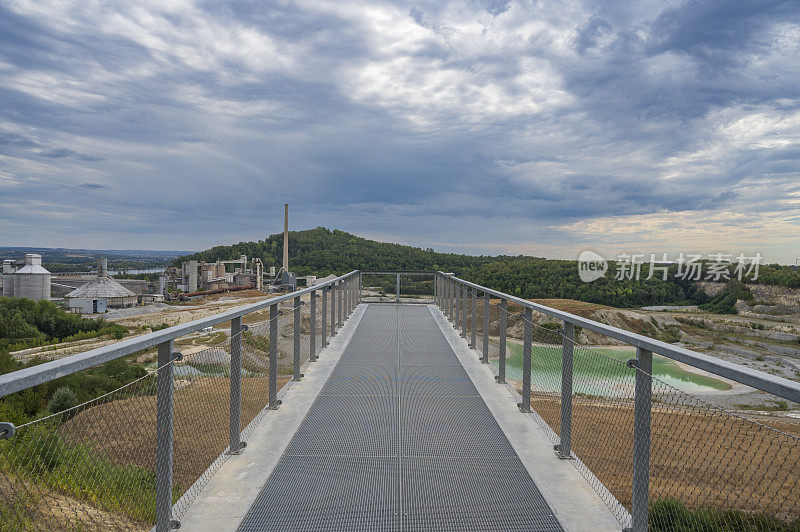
[283, 203, 289, 272]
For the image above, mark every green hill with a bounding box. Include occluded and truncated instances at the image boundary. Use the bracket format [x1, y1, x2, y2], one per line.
[175, 227, 799, 308]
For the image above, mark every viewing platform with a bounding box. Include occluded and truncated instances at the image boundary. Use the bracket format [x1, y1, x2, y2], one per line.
[1, 271, 797, 531]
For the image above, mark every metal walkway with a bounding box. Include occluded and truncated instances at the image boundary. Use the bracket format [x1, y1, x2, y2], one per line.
[237, 304, 563, 531]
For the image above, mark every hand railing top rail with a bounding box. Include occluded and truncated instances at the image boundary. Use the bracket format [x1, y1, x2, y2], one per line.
[0, 270, 359, 399]
[439, 272, 800, 404]
[360, 270, 435, 275]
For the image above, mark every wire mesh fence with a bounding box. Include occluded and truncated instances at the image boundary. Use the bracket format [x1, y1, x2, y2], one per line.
[0, 275, 357, 531]
[440, 285, 800, 531]
[0, 357, 163, 530]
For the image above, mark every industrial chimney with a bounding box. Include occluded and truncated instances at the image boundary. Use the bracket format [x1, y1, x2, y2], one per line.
[283, 203, 289, 273]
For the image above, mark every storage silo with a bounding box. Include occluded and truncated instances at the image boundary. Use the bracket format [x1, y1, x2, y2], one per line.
[13, 254, 51, 301]
[2, 260, 15, 297]
[64, 259, 137, 311]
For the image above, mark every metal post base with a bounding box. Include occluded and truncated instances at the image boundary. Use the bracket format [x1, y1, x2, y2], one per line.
[553, 445, 575, 460]
[227, 442, 248, 455]
[517, 402, 531, 413]
[269, 399, 282, 410]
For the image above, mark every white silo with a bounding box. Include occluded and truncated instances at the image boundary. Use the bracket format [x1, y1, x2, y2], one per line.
[13, 254, 51, 301]
[2, 259, 15, 297]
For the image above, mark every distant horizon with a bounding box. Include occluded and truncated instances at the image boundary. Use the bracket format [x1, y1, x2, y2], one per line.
[2, 226, 798, 266]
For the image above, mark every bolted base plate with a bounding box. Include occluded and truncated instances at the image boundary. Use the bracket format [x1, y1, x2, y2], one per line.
[553, 445, 574, 460]
[227, 442, 248, 455]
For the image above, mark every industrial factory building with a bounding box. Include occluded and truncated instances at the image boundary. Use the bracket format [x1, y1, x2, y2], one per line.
[2, 254, 51, 301]
[63, 259, 138, 313]
[164, 254, 263, 299]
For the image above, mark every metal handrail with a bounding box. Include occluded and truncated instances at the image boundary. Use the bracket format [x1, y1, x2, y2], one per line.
[435, 271, 800, 532]
[0, 270, 359, 399]
[439, 272, 800, 404]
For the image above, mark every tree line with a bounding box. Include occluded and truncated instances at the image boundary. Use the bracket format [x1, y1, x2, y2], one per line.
[174, 227, 800, 307]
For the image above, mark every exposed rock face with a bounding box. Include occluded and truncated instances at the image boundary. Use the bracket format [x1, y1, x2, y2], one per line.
[701, 281, 800, 317]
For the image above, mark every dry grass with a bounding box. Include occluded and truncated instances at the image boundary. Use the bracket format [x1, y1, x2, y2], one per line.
[63, 375, 290, 491]
[527, 392, 800, 518]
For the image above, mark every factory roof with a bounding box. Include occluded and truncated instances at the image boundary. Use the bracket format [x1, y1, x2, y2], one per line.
[14, 264, 51, 275]
[65, 275, 136, 299]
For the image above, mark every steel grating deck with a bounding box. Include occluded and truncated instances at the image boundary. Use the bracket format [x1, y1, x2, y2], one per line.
[237, 304, 563, 531]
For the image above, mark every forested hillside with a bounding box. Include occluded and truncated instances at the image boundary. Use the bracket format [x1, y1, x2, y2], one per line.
[175, 227, 800, 308]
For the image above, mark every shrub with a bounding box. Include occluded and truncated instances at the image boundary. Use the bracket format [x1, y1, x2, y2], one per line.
[47, 386, 78, 422]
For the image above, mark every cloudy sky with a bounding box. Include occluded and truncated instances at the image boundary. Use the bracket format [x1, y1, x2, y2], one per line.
[1, 1, 798, 262]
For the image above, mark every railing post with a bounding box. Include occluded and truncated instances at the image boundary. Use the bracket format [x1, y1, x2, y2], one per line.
[358, 272, 362, 303]
[630, 347, 652, 532]
[341, 279, 346, 317]
[455, 284, 462, 331]
[396, 273, 400, 303]
[330, 283, 337, 335]
[496, 298, 507, 383]
[156, 340, 178, 531]
[322, 286, 328, 346]
[482, 291, 489, 363]
[337, 280, 343, 326]
[345, 278, 350, 316]
[293, 295, 302, 381]
[449, 278, 455, 321]
[229, 318, 246, 455]
[310, 290, 317, 361]
[269, 303, 280, 409]
[444, 278, 448, 318]
[454, 284, 461, 330]
[460, 285, 467, 338]
[519, 307, 532, 412]
[557, 321, 574, 458]
[469, 287, 477, 348]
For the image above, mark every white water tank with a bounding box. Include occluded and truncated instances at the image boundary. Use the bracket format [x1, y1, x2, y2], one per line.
[13, 254, 51, 301]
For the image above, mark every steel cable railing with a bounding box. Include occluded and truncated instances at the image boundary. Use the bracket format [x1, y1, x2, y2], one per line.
[0, 271, 361, 531]
[436, 272, 800, 532]
[1, 357, 165, 530]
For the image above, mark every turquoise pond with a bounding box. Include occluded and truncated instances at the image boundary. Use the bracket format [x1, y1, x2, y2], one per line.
[492, 340, 730, 397]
